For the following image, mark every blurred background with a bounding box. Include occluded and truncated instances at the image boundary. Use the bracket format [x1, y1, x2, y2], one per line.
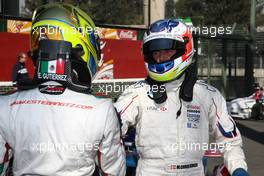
[0, 0, 264, 100]
[0, 1, 264, 175]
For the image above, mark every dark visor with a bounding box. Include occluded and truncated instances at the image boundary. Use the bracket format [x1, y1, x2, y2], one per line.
[143, 38, 186, 63]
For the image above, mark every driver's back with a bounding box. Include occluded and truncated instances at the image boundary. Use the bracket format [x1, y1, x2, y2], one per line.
[0, 82, 125, 176]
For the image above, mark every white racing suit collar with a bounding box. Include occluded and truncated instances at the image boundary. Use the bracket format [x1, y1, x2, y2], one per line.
[164, 74, 185, 92]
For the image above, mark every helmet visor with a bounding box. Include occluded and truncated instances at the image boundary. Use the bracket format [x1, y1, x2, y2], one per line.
[31, 26, 63, 51]
[143, 38, 186, 63]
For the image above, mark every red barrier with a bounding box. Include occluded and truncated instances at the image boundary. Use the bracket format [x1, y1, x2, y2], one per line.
[0, 32, 146, 81]
[0, 33, 34, 81]
[102, 39, 147, 79]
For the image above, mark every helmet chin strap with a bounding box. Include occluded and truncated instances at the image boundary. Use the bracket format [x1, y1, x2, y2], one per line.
[179, 64, 197, 102]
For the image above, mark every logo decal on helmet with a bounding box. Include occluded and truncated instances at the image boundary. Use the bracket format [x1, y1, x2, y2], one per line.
[38, 59, 67, 81]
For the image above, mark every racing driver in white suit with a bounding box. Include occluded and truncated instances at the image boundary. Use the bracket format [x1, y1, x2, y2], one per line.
[115, 19, 249, 176]
[0, 4, 125, 176]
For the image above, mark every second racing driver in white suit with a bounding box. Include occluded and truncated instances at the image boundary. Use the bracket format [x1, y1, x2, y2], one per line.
[115, 19, 249, 176]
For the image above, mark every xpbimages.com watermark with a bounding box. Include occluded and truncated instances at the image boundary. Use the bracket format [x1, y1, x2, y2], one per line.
[32, 24, 233, 39]
[94, 82, 131, 95]
[31, 25, 101, 37]
[190, 26, 232, 37]
[29, 141, 230, 156]
[30, 141, 100, 153]
[92, 82, 166, 95]
[168, 142, 230, 153]
[136, 142, 231, 154]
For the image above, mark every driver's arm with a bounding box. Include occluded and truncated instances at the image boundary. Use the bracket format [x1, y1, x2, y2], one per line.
[97, 103, 126, 176]
[208, 90, 248, 175]
[114, 86, 139, 136]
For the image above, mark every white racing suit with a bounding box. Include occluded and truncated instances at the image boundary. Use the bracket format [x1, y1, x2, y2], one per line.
[115, 76, 247, 176]
[0, 81, 126, 176]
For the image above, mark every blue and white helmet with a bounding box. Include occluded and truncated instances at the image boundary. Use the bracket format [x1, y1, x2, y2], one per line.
[142, 19, 195, 82]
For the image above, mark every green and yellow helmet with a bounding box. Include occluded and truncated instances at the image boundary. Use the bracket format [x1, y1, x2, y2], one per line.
[31, 3, 100, 82]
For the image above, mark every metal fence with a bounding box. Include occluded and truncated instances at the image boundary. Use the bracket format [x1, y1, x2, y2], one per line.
[193, 33, 261, 99]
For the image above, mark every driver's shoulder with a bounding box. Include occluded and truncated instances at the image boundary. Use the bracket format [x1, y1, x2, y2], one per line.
[194, 80, 219, 98]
